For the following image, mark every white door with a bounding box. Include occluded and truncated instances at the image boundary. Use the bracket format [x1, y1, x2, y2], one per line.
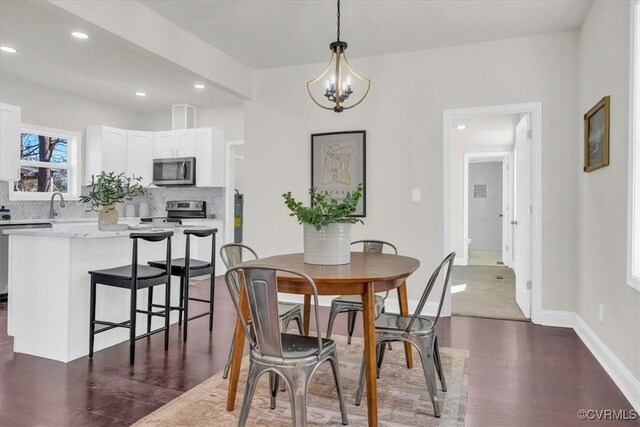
[101, 127, 127, 175]
[501, 159, 512, 267]
[514, 114, 532, 317]
[126, 131, 154, 185]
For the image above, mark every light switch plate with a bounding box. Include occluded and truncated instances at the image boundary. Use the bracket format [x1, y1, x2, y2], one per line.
[411, 188, 421, 202]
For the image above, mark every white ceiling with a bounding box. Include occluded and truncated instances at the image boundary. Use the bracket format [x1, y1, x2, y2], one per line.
[452, 113, 521, 149]
[140, 0, 593, 70]
[0, 1, 241, 113]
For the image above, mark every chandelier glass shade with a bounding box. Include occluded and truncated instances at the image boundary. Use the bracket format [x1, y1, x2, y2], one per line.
[307, 1, 370, 112]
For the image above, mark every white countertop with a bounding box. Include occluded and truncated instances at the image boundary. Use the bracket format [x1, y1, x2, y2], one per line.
[2, 221, 222, 239]
[0, 217, 97, 225]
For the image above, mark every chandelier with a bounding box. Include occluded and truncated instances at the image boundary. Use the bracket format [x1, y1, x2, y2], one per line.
[306, 0, 371, 113]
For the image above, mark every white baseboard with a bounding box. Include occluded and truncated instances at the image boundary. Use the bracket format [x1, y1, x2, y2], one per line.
[454, 257, 468, 266]
[572, 314, 640, 412]
[535, 309, 575, 328]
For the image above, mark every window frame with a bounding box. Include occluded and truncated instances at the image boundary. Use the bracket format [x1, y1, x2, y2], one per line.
[629, 0, 640, 290]
[9, 124, 81, 201]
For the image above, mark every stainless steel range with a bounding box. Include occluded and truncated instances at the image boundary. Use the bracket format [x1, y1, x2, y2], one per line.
[140, 200, 207, 224]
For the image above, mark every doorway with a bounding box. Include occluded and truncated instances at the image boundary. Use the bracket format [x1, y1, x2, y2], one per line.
[443, 103, 542, 322]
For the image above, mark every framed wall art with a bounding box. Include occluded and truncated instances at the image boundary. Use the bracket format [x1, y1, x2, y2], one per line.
[584, 96, 610, 172]
[311, 130, 366, 217]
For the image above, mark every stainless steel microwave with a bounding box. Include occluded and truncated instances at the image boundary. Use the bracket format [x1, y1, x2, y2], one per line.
[152, 157, 196, 186]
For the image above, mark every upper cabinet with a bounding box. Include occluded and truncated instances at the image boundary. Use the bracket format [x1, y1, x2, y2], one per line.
[126, 131, 154, 186]
[85, 125, 127, 184]
[86, 126, 225, 188]
[0, 103, 21, 182]
[153, 130, 195, 159]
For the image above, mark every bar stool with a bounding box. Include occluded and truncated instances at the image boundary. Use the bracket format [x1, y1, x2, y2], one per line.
[148, 228, 217, 342]
[88, 231, 173, 365]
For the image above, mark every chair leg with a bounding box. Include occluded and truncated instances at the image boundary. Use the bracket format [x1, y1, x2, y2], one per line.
[416, 338, 441, 418]
[129, 284, 138, 366]
[355, 351, 366, 406]
[269, 372, 279, 409]
[347, 311, 357, 345]
[209, 273, 215, 333]
[178, 276, 185, 325]
[325, 303, 339, 339]
[147, 286, 154, 334]
[433, 336, 447, 392]
[327, 354, 349, 425]
[182, 275, 189, 342]
[164, 280, 171, 351]
[294, 314, 304, 335]
[381, 306, 392, 351]
[89, 277, 96, 358]
[377, 341, 387, 379]
[223, 334, 236, 379]
[238, 362, 262, 427]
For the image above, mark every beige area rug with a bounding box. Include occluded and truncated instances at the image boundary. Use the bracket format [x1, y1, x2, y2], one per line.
[134, 335, 469, 426]
[451, 265, 527, 321]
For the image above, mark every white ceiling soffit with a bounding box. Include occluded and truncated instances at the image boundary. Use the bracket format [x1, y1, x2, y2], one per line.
[452, 114, 521, 149]
[0, 1, 243, 113]
[140, 0, 593, 70]
[46, 0, 252, 100]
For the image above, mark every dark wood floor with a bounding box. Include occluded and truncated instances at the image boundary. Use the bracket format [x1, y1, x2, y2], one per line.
[1, 278, 637, 426]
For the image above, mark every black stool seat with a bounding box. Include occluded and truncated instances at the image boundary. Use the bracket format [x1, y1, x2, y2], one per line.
[89, 264, 166, 280]
[148, 258, 211, 271]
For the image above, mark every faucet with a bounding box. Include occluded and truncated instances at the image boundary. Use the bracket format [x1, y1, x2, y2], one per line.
[49, 192, 66, 219]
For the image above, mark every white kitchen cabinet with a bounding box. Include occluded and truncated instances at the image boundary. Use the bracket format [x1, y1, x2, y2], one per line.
[195, 127, 225, 187]
[153, 130, 195, 158]
[85, 126, 127, 183]
[126, 131, 154, 186]
[0, 103, 21, 182]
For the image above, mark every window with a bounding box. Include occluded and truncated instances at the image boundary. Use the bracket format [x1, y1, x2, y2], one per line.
[629, 0, 640, 290]
[9, 124, 80, 201]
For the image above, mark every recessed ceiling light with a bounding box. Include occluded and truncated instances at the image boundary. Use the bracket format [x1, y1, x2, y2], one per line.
[0, 46, 18, 53]
[71, 32, 89, 39]
[194, 83, 205, 89]
[135, 92, 147, 97]
[456, 125, 467, 130]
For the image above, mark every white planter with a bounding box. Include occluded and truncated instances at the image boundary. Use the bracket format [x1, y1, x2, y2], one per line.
[303, 223, 351, 265]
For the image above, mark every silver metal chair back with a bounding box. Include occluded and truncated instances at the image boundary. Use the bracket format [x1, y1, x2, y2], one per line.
[406, 251, 456, 332]
[352, 239, 398, 255]
[225, 265, 323, 360]
[220, 243, 259, 294]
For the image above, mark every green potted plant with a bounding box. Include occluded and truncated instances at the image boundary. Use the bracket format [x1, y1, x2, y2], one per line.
[80, 172, 146, 230]
[283, 183, 363, 265]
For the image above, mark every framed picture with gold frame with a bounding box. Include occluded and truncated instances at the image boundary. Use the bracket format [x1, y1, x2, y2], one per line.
[583, 96, 610, 172]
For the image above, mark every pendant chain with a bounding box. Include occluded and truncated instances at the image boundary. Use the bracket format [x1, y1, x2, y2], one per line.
[336, 0, 341, 41]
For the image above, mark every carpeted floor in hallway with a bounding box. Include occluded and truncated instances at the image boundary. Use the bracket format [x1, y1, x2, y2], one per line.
[451, 264, 527, 321]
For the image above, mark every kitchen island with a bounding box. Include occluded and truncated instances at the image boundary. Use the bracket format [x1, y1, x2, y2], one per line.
[4, 221, 223, 363]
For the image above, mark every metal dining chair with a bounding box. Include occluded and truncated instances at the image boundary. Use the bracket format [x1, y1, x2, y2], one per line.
[225, 265, 349, 426]
[354, 252, 456, 418]
[220, 243, 304, 379]
[326, 240, 397, 345]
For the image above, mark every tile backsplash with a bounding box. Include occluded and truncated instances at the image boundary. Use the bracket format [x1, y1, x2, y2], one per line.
[0, 181, 225, 220]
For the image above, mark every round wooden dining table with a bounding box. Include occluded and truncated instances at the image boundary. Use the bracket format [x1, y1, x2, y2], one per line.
[225, 252, 421, 427]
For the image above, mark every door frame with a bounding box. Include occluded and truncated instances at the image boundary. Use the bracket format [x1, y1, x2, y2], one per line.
[463, 152, 513, 267]
[443, 102, 542, 323]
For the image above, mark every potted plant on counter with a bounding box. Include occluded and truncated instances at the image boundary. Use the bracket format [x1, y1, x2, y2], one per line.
[80, 172, 146, 230]
[283, 183, 363, 265]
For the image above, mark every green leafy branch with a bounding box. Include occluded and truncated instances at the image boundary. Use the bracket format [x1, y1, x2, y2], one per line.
[282, 183, 364, 231]
[79, 172, 146, 211]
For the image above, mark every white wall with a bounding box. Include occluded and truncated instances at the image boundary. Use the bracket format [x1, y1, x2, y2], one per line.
[468, 161, 503, 251]
[578, 1, 640, 382]
[0, 74, 140, 132]
[138, 102, 245, 141]
[244, 31, 580, 310]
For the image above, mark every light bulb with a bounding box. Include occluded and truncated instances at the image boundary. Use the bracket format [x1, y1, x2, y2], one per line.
[346, 76, 352, 87]
[330, 75, 336, 85]
[326, 80, 331, 89]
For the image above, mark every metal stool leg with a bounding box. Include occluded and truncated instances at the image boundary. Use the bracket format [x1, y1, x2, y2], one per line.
[209, 273, 215, 332]
[89, 276, 96, 358]
[223, 334, 235, 379]
[164, 279, 171, 351]
[183, 274, 190, 342]
[417, 338, 440, 418]
[178, 276, 185, 325]
[325, 303, 339, 339]
[347, 311, 357, 345]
